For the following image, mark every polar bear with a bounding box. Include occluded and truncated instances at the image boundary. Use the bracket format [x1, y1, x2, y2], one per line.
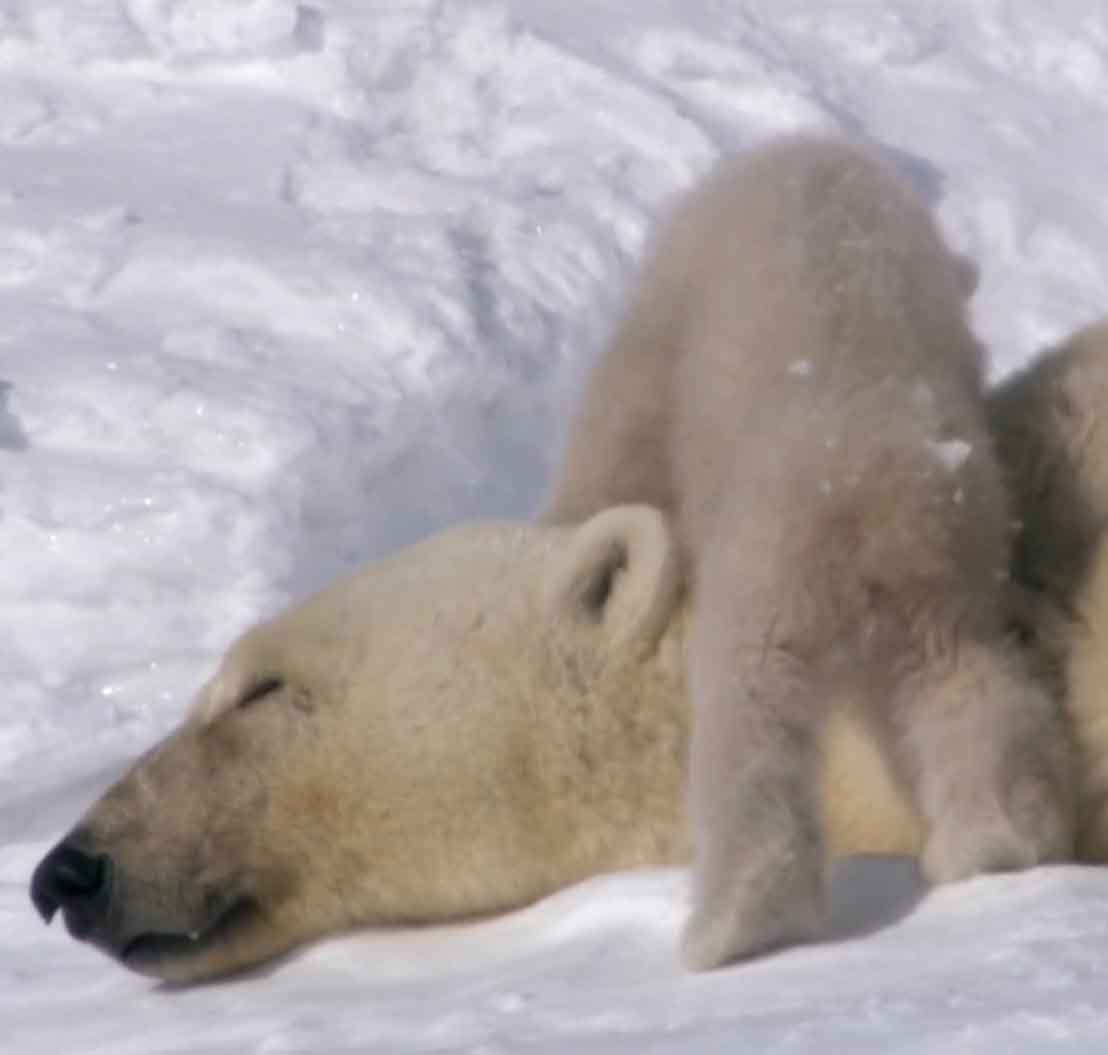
[28, 509, 693, 983]
[543, 135, 1072, 969]
[988, 319, 1108, 860]
[28, 424, 1107, 987]
[30, 504, 930, 984]
[31, 335, 1108, 985]
[30, 142, 1094, 985]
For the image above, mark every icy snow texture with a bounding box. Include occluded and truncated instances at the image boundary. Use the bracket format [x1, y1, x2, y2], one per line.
[2, 1, 1108, 1052]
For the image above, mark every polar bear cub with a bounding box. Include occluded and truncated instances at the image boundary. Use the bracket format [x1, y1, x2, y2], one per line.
[545, 135, 1073, 970]
[989, 319, 1108, 861]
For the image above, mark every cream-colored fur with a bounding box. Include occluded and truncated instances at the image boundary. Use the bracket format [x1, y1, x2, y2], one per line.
[545, 135, 1072, 969]
[35, 504, 927, 984]
[35, 510, 694, 982]
[32, 150, 1108, 987]
[35, 465, 1097, 984]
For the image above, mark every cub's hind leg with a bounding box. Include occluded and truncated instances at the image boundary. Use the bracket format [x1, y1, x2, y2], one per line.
[680, 536, 831, 971]
[876, 624, 1073, 883]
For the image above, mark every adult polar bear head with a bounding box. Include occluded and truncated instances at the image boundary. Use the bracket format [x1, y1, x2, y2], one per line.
[30, 504, 920, 984]
[31, 508, 688, 983]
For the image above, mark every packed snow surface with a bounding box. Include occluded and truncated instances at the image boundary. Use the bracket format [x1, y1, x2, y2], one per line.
[3, 2, 1108, 1052]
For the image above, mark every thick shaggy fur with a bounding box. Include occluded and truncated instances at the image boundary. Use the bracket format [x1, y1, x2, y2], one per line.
[31, 510, 696, 983]
[33, 158, 1108, 989]
[989, 320, 1108, 860]
[544, 136, 1072, 969]
[31, 504, 930, 985]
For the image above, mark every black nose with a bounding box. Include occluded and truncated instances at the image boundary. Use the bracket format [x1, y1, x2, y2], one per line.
[30, 840, 113, 939]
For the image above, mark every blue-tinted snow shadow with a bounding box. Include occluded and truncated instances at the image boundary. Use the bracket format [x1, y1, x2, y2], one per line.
[0, 380, 29, 451]
[280, 395, 554, 600]
[276, 212, 588, 598]
[825, 855, 929, 943]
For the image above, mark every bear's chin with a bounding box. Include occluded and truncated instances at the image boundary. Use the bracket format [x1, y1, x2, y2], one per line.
[118, 897, 260, 982]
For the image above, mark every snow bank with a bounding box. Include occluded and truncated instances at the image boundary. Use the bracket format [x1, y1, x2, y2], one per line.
[3, 1, 1108, 1051]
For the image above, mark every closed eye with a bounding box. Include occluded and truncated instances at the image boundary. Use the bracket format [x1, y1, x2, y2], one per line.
[238, 676, 285, 709]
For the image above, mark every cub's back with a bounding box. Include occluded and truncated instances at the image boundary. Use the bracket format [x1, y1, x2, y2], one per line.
[658, 138, 991, 558]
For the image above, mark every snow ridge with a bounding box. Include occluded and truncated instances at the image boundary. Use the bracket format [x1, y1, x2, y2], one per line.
[3, 1, 1108, 1052]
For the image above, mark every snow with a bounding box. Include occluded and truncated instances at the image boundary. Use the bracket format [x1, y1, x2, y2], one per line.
[3, 1, 1108, 1051]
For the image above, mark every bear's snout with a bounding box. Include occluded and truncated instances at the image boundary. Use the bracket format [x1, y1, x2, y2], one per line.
[31, 836, 113, 941]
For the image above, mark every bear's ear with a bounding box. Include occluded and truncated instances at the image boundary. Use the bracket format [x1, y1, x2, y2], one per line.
[190, 631, 284, 726]
[191, 669, 239, 725]
[544, 504, 681, 656]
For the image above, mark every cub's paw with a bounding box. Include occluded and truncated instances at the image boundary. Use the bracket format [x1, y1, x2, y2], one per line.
[922, 823, 1035, 884]
[680, 866, 824, 971]
[924, 772, 1073, 883]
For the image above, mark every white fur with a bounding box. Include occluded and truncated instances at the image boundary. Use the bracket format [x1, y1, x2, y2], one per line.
[545, 135, 1073, 969]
